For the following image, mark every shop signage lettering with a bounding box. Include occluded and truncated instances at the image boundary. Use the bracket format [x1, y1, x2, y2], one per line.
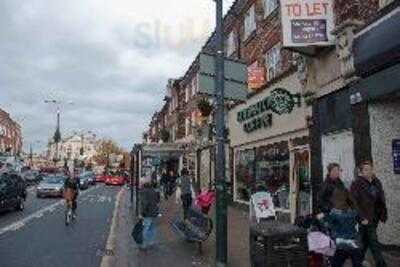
[280, 0, 335, 47]
[237, 88, 301, 133]
[243, 114, 272, 133]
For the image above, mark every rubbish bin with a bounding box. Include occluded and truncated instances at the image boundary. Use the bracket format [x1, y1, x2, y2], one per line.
[250, 220, 308, 267]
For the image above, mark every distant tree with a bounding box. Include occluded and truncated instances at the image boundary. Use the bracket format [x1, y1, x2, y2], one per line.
[93, 139, 123, 166]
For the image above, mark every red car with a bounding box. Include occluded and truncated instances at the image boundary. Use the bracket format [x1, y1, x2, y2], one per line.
[105, 176, 125, 186]
[96, 175, 107, 183]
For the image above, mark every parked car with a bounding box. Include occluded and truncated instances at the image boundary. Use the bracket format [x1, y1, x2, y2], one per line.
[78, 175, 89, 190]
[105, 175, 125, 186]
[82, 171, 96, 185]
[22, 170, 42, 185]
[0, 172, 26, 212]
[36, 175, 66, 198]
[96, 174, 107, 183]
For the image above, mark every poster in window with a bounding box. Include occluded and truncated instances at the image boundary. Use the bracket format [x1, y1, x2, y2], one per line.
[255, 142, 290, 209]
[280, 0, 335, 47]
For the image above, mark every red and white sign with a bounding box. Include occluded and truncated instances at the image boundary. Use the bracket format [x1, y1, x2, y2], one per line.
[280, 0, 335, 47]
[248, 62, 266, 90]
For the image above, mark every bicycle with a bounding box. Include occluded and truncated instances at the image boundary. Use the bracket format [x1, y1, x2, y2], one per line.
[64, 188, 76, 226]
[65, 199, 75, 225]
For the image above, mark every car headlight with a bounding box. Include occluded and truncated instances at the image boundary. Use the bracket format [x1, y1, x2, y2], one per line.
[37, 187, 42, 190]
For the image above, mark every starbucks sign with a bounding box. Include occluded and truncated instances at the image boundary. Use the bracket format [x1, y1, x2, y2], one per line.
[237, 88, 301, 133]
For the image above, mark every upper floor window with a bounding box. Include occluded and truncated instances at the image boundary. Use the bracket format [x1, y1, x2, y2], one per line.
[191, 76, 197, 96]
[185, 85, 191, 102]
[263, 0, 279, 18]
[226, 31, 236, 56]
[264, 43, 282, 82]
[244, 5, 256, 40]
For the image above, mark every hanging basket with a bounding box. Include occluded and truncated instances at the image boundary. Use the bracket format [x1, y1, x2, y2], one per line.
[197, 99, 213, 117]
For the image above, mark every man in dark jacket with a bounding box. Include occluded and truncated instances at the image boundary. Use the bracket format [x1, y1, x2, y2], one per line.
[317, 163, 354, 215]
[139, 178, 160, 250]
[351, 161, 387, 267]
[179, 168, 192, 220]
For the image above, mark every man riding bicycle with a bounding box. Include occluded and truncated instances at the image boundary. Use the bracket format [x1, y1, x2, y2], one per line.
[64, 173, 80, 218]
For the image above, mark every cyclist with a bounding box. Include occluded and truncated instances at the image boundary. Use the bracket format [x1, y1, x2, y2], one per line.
[64, 171, 80, 218]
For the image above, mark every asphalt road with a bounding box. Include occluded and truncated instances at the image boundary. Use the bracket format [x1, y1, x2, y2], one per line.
[0, 184, 121, 267]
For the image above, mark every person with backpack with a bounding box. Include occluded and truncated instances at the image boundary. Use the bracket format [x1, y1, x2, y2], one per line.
[139, 177, 160, 250]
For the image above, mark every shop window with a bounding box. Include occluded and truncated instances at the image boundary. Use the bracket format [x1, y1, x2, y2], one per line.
[255, 142, 290, 210]
[263, 0, 279, 18]
[235, 149, 255, 202]
[265, 43, 282, 82]
[244, 5, 256, 40]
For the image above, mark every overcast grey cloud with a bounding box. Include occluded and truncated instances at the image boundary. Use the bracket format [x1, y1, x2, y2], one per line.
[0, 0, 235, 151]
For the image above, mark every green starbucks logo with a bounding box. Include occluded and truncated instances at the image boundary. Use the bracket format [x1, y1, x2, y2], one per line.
[269, 88, 295, 115]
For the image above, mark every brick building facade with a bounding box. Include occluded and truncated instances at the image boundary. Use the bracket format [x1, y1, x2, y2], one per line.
[0, 108, 22, 156]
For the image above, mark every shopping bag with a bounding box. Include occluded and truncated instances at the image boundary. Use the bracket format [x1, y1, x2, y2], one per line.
[131, 219, 143, 245]
[307, 231, 336, 256]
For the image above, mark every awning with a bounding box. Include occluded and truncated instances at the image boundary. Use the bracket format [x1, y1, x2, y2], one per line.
[354, 8, 400, 75]
[350, 63, 400, 102]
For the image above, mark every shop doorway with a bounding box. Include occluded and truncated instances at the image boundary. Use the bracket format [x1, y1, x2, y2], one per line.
[290, 145, 311, 221]
[322, 130, 356, 187]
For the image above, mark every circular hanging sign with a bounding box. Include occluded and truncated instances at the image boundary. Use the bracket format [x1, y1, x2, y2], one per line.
[269, 88, 295, 115]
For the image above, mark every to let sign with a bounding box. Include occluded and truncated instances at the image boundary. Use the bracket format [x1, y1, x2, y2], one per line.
[280, 0, 335, 47]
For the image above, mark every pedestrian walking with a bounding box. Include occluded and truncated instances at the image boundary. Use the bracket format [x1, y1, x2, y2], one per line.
[178, 168, 192, 221]
[167, 170, 177, 197]
[351, 161, 388, 267]
[160, 169, 168, 200]
[317, 163, 363, 267]
[139, 177, 160, 250]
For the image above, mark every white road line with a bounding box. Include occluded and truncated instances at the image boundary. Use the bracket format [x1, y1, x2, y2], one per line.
[101, 187, 124, 267]
[0, 185, 99, 236]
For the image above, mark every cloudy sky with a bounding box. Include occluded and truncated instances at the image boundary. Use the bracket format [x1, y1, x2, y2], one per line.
[0, 0, 234, 152]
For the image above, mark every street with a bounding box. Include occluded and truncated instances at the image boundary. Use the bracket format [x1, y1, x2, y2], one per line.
[0, 185, 121, 267]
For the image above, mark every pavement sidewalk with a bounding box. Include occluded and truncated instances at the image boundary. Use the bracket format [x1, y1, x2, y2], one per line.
[109, 187, 400, 267]
[108, 188, 249, 267]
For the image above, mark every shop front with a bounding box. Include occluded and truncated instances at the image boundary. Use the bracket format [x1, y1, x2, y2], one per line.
[311, 5, 400, 245]
[228, 74, 312, 222]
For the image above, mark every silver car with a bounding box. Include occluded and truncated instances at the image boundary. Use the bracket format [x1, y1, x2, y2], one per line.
[36, 176, 66, 198]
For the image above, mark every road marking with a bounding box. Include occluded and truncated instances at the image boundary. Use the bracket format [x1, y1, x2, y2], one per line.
[100, 187, 124, 267]
[0, 185, 100, 236]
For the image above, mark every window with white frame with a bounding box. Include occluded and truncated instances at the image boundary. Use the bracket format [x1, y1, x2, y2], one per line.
[265, 43, 282, 81]
[263, 0, 278, 18]
[191, 76, 197, 96]
[226, 31, 236, 56]
[379, 0, 395, 8]
[244, 5, 256, 40]
[185, 86, 190, 102]
[185, 117, 190, 136]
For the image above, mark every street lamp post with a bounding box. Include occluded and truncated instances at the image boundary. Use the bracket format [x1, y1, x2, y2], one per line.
[214, 0, 228, 266]
[44, 99, 74, 165]
[130, 148, 135, 204]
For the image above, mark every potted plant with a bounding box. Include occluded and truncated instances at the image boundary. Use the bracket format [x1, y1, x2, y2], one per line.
[303, 91, 316, 106]
[197, 98, 213, 117]
[159, 128, 170, 143]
